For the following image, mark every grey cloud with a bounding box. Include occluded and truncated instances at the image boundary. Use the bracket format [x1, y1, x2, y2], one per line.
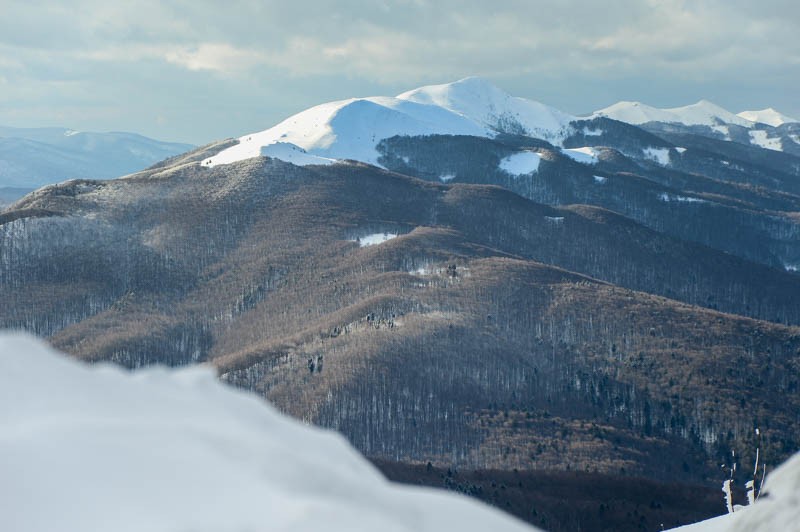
[0, 0, 797, 143]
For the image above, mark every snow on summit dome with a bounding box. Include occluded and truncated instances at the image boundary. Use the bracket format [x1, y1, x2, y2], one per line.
[737, 108, 799, 127]
[397, 77, 576, 141]
[204, 78, 577, 168]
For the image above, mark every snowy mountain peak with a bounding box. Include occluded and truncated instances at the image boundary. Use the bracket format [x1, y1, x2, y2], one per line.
[738, 108, 799, 127]
[396, 76, 514, 110]
[594, 99, 753, 127]
[205, 78, 576, 168]
[592, 101, 679, 125]
[397, 77, 576, 138]
[668, 100, 752, 127]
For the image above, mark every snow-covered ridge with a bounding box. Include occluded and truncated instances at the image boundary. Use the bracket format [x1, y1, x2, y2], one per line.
[0, 126, 194, 190]
[204, 77, 576, 168]
[0, 332, 535, 532]
[737, 108, 799, 127]
[398, 77, 575, 142]
[592, 100, 755, 128]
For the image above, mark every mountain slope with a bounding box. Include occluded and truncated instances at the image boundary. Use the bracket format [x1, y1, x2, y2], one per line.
[397, 77, 576, 141]
[3, 155, 800, 492]
[0, 125, 194, 191]
[592, 100, 754, 128]
[737, 108, 799, 127]
[198, 80, 800, 272]
[590, 101, 800, 155]
[204, 78, 577, 169]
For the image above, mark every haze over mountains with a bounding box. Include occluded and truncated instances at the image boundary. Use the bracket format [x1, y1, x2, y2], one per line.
[3, 78, 800, 531]
[0, 126, 193, 206]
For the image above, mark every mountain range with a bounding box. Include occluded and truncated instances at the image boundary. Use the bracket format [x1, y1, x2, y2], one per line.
[0, 126, 194, 206]
[3, 78, 800, 531]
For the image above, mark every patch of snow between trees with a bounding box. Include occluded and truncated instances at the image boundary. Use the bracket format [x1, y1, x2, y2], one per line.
[748, 130, 783, 152]
[350, 232, 399, 247]
[643, 147, 671, 165]
[659, 193, 707, 203]
[499, 151, 541, 176]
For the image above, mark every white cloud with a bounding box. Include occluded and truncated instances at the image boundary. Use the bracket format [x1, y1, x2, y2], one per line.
[0, 0, 797, 143]
[164, 43, 266, 75]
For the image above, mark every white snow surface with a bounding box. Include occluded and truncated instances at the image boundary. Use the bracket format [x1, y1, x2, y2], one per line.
[259, 142, 336, 166]
[659, 193, 706, 203]
[398, 77, 576, 143]
[205, 77, 577, 168]
[643, 147, 671, 165]
[748, 130, 783, 152]
[593, 100, 754, 128]
[0, 333, 536, 532]
[499, 151, 541, 176]
[737, 108, 799, 127]
[670, 451, 800, 532]
[561, 146, 601, 165]
[353, 232, 399, 247]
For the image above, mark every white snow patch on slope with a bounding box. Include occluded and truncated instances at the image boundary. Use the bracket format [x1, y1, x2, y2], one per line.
[593, 175, 607, 184]
[659, 193, 706, 203]
[0, 333, 536, 532]
[205, 78, 580, 169]
[351, 232, 399, 247]
[711, 125, 731, 139]
[675, 147, 687, 154]
[669, 451, 800, 532]
[790, 134, 800, 145]
[737, 108, 799, 127]
[643, 147, 671, 165]
[260, 142, 335, 165]
[594, 100, 753, 128]
[562, 147, 600, 165]
[439, 173, 456, 182]
[499, 151, 541, 176]
[748, 130, 783, 152]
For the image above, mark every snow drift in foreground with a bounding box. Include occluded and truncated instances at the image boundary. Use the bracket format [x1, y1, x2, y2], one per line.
[0, 333, 535, 532]
[203, 77, 575, 168]
[670, 452, 800, 532]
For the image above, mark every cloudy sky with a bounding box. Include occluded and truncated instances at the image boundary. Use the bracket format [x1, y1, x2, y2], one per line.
[1, 0, 797, 144]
